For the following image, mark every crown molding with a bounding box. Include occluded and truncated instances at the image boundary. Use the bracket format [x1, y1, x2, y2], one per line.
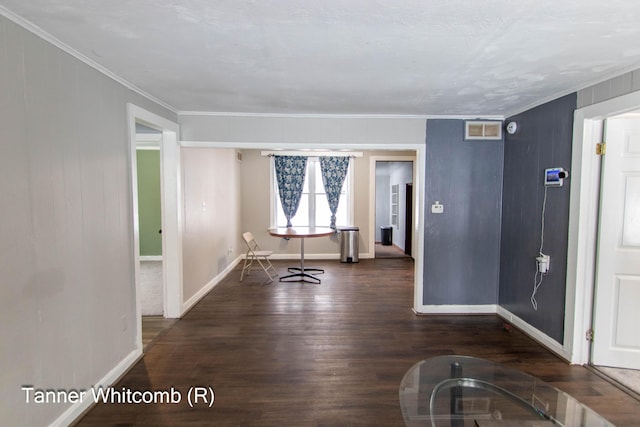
[504, 62, 640, 118]
[178, 110, 504, 120]
[0, 6, 177, 114]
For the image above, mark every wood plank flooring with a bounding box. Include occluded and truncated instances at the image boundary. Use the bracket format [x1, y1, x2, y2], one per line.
[77, 258, 640, 426]
[141, 316, 177, 351]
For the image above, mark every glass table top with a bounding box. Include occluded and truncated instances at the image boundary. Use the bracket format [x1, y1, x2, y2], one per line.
[399, 356, 615, 427]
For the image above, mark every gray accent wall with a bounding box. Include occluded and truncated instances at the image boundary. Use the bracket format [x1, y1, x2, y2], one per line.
[499, 93, 576, 343]
[423, 120, 504, 305]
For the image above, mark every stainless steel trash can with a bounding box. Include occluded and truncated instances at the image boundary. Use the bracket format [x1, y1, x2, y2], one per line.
[339, 227, 359, 263]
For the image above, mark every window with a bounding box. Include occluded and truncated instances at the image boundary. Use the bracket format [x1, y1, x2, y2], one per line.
[272, 157, 352, 228]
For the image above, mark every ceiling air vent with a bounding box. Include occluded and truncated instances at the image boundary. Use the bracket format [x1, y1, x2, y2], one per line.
[464, 121, 502, 140]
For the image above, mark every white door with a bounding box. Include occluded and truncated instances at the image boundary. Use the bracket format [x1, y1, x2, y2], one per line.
[592, 116, 640, 369]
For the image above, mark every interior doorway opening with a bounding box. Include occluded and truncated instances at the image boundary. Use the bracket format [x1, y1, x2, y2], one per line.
[127, 104, 182, 354]
[374, 160, 414, 259]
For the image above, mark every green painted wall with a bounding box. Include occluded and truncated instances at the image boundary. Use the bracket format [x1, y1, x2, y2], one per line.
[137, 150, 162, 256]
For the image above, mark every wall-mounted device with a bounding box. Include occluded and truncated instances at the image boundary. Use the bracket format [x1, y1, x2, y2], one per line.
[536, 254, 550, 274]
[505, 121, 518, 135]
[532, 166, 569, 311]
[431, 201, 444, 214]
[544, 168, 569, 187]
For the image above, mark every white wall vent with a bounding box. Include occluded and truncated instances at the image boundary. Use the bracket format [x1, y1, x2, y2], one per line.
[464, 121, 502, 140]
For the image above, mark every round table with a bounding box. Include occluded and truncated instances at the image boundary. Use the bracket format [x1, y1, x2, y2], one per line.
[268, 227, 334, 283]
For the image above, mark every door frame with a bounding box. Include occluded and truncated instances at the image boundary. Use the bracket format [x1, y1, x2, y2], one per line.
[368, 154, 420, 310]
[405, 183, 413, 256]
[369, 156, 416, 257]
[566, 90, 640, 364]
[127, 104, 183, 352]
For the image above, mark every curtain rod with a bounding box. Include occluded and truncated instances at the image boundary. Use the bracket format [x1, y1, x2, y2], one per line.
[260, 150, 362, 157]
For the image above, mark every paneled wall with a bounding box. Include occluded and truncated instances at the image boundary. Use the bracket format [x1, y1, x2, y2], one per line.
[499, 93, 576, 343]
[0, 16, 176, 426]
[577, 68, 640, 108]
[423, 120, 504, 305]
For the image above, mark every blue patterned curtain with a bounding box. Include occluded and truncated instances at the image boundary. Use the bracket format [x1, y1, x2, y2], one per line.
[274, 156, 308, 227]
[320, 156, 350, 229]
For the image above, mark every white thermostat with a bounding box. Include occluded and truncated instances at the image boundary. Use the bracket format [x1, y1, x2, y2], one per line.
[431, 201, 444, 214]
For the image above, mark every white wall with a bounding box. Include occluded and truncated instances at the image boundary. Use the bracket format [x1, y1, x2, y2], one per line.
[181, 148, 241, 301]
[180, 113, 426, 146]
[0, 16, 176, 426]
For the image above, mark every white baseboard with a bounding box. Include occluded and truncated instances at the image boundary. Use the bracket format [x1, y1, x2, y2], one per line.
[496, 306, 571, 362]
[140, 255, 162, 261]
[269, 253, 340, 260]
[49, 348, 142, 427]
[413, 304, 571, 362]
[267, 252, 373, 260]
[182, 256, 242, 314]
[416, 304, 498, 314]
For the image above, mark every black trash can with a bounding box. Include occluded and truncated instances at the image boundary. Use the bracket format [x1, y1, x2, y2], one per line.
[380, 226, 392, 246]
[339, 227, 359, 263]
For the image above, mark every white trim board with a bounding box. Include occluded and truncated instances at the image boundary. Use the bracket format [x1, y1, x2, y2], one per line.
[182, 256, 242, 314]
[49, 348, 142, 427]
[260, 150, 363, 157]
[416, 304, 497, 315]
[261, 253, 374, 261]
[140, 256, 162, 262]
[178, 111, 505, 120]
[414, 304, 570, 362]
[497, 306, 570, 361]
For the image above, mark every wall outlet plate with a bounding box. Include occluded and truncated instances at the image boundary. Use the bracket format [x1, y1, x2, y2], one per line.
[431, 201, 444, 214]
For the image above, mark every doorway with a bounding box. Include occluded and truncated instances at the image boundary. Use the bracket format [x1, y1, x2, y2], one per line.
[127, 104, 182, 353]
[374, 160, 414, 259]
[135, 126, 164, 317]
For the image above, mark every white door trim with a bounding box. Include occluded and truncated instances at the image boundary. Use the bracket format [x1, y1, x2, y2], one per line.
[127, 104, 183, 353]
[369, 155, 421, 311]
[566, 90, 640, 364]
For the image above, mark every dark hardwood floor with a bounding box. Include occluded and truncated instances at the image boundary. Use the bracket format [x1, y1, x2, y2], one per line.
[77, 258, 640, 426]
[141, 316, 177, 351]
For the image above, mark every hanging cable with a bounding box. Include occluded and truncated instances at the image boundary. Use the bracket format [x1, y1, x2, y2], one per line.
[531, 186, 549, 311]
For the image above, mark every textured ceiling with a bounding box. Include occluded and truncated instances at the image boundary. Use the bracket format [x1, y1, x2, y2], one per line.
[2, 0, 640, 116]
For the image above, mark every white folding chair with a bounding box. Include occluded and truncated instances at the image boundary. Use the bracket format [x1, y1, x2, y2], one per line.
[240, 232, 278, 282]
